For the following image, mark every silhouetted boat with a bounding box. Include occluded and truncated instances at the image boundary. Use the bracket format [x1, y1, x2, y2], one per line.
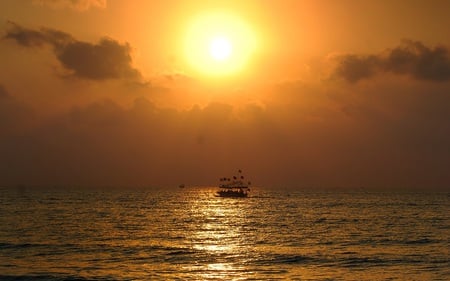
[216, 169, 251, 197]
[179, 184, 185, 188]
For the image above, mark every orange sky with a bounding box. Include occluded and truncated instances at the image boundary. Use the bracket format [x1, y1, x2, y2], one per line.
[1, 0, 450, 189]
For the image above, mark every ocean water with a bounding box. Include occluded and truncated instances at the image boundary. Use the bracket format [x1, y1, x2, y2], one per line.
[0, 187, 449, 280]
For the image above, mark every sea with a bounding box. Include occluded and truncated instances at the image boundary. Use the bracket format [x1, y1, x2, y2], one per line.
[0, 186, 449, 281]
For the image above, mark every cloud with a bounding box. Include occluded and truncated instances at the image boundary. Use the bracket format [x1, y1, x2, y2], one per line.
[0, 84, 8, 98]
[1, 80, 449, 189]
[32, 0, 107, 11]
[0, 85, 34, 135]
[3, 22, 140, 81]
[386, 40, 450, 81]
[56, 38, 140, 80]
[333, 54, 380, 83]
[334, 40, 450, 83]
[3, 22, 73, 47]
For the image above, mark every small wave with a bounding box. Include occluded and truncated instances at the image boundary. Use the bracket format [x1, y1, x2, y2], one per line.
[0, 242, 92, 251]
[404, 238, 435, 245]
[338, 255, 426, 268]
[0, 242, 47, 249]
[0, 275, 115, 281]
[258, 254, 314, 265]
[167, 249, 197, 256]
[340, 257, 387, 267]
[314, 217, 327, 223]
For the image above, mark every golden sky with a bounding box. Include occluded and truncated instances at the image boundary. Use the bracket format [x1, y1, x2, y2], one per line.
[1, 0, 450, 189]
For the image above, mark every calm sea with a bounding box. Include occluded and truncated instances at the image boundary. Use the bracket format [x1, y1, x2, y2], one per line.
[0, 187, 449, 280]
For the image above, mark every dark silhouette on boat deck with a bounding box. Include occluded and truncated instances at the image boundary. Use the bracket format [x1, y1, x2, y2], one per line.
[216, 169, 251, 197]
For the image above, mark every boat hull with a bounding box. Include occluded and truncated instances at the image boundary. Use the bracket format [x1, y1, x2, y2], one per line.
[216, 190, 248, 197]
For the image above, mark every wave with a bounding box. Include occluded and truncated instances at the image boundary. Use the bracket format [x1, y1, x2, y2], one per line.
[255, 253, 316, 265]
[0, 242, 52, 250]
[403, 238, 435, 245]
[0, 275, 116, 281]
[0, 242, 193, 252]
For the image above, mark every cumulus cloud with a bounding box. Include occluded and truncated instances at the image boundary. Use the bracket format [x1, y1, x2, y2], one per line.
[56, 38, 140, 80]
[334, 40, 450, 83]
[32, 0, 106, 11]
[3, 22, 140, 80]
[334, 54, 379, 83]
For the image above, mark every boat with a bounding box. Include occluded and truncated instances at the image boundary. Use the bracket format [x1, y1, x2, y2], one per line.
[216, 169, 251, 197]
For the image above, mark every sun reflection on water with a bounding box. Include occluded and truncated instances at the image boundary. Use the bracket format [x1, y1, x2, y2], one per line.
[181, 188, 254, 279]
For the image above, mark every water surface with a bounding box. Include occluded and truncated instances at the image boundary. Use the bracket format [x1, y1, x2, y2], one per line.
[1, 187, 449, 280]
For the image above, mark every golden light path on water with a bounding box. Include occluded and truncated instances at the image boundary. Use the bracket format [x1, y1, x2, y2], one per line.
[173, 187, 315, 280]
[183, 189, 253, 279]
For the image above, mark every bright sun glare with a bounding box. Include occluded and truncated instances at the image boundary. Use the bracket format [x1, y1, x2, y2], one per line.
[184, 12, 256, 77]
[209, 36, 232, 61]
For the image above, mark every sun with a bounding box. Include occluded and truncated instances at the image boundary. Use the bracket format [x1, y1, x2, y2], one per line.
[183, 12, 256, 77]
[209, 36, 232, 61]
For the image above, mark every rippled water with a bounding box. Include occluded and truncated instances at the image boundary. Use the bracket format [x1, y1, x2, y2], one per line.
[0, 187, 449, 280]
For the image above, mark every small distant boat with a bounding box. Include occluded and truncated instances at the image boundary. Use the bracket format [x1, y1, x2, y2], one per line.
[179, 184, 185, 188]
[216, 169, 251, 198]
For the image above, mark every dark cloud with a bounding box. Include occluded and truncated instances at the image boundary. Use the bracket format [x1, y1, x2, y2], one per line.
[3, 22, 140, 81]
[334, 40, 450, 83]
[56, 38, 140, 80]
[3, 21, 74, 48]
[334, 54, 380, 83]
[4, 25, 50, 47]
[386, 40, 450, 81]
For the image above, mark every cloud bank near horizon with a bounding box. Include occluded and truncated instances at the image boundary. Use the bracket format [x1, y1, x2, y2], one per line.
[1, 77, 449, 189]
